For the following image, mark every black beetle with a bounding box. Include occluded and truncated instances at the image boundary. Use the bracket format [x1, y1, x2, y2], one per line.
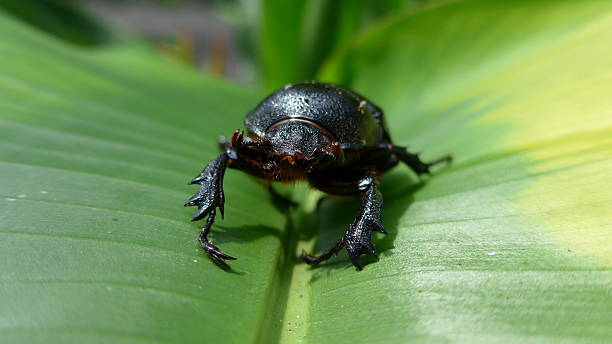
[186, 81, 451, 270]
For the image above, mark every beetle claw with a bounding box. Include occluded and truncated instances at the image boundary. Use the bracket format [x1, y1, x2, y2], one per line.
[202, 241, 236, 260]
[299, 250, 318, 264]
[194, 208, 237, 269]
[201, 237, 236, 269]
[300, 241, 344, 266]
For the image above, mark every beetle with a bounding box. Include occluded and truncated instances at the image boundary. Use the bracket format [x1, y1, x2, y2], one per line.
[185, 81, 451, 270]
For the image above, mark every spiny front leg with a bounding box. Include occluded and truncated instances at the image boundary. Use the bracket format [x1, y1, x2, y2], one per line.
[343, 175, 387, 270]
[301, 174, 387, 270]
[185, 152, 236, 268]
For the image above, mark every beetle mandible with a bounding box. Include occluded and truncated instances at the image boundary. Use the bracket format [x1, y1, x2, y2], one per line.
[185, 81, 451, 270]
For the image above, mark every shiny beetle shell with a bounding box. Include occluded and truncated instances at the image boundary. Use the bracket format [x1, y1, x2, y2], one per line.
[244, 82, 386, 148]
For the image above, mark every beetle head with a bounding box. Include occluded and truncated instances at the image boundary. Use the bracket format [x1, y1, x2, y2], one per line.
[267, 121, 343, 167]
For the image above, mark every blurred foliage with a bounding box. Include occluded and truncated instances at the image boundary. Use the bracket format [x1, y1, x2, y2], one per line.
[0, 0, 111, 46]
[0, 0, 432, 88]
[257, 0, 429, 90]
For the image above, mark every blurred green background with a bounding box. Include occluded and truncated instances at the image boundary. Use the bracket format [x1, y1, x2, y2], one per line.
[0, 0, 433, 87]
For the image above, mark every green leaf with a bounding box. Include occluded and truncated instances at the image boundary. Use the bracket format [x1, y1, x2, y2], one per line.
[312, 1, 612, 342]
[0, 12, 289, 344]
[0, 0, 112, 46]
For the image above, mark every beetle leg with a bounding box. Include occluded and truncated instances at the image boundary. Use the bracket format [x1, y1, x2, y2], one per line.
[343, 174, 386, 270]
[387, 144, 452, 175]
[198, 209, 236, 269]
[300, 240, 345, 266]
[301, 174, 387, 270]
[185, 152, 236, 268]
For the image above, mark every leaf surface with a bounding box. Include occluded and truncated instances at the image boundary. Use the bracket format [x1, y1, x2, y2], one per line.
[0, 12, 287, 344]
[309, 1, 612, 342]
